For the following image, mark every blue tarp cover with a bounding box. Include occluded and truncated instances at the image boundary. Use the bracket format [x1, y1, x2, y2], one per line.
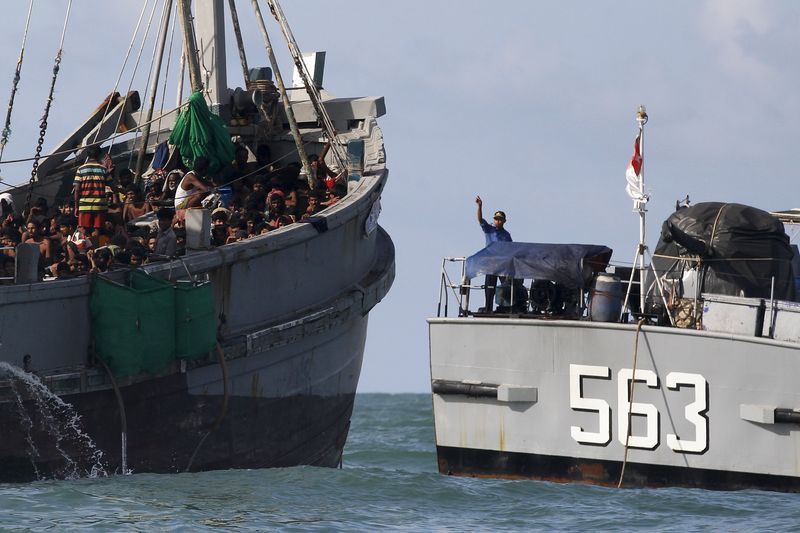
[465, 242, 613, 288]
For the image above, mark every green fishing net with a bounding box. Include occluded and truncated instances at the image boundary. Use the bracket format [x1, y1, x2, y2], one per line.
[90, 271, 217, 377]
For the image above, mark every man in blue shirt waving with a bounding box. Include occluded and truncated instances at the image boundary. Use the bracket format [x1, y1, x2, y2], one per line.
[476, 196, 512, 313]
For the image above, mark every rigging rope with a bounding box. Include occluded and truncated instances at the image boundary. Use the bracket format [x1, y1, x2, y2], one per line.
[651, 253, 785, 263]
[155, 3, 179, 145]
[0, 0, 35, 165]
[118, 0, 161, 161]
[25, 0, 73, 215]
[266, 0, 348, 174]
[249, 0, 313, 188]
[0, 101, 186, 169]
[92, 0, 151, 146]
[128, 0, 170, 169]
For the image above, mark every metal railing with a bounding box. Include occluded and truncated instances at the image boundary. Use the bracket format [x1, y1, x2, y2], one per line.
[435, 257, 631, 321]
[436, 257, 531, 318]
[436, 257, 467, 317]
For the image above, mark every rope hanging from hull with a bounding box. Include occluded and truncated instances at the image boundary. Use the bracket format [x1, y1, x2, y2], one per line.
[0, 0, 35, 165]
[25, 0, 73, 215]
[617, 318, 645, 488]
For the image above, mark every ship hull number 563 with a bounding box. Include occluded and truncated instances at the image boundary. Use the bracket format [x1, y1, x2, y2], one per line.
[569, 364, 708, 453]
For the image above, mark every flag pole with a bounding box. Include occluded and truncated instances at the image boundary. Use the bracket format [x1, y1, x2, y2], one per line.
[635, 105, 648, 316]
[620, 105, 649, 320]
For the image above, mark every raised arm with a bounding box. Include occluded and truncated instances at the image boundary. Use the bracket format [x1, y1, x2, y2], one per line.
[320, 142, 331, 160]
[475, 195, 484, 224]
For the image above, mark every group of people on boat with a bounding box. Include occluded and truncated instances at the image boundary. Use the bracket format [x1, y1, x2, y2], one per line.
[165, 142, 345, 247]
[0, 140, 346, 283]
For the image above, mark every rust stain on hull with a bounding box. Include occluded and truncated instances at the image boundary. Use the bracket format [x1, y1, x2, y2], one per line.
[436, 446, 800, 492]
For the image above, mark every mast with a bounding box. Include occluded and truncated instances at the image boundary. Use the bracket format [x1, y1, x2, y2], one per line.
[176, 0, 203, 94]
[635, 105, 647, 315]
[176, 51, 186, 107]
[620, 105, 649, 321]
[227, 0, 250, 85]
[249, 0, 313, 186]
[193, 0, 228, 107]
[134, 0, 173, 183]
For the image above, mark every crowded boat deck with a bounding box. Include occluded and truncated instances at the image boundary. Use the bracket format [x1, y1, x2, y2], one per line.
[0, 137, 347, 283]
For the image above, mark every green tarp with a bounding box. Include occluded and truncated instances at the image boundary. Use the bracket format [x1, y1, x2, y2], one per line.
[90, 271, 217, 378]
[168, 91, 235, 175]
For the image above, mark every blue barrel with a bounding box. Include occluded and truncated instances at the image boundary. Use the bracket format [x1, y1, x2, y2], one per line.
[588, 274, 622, 322]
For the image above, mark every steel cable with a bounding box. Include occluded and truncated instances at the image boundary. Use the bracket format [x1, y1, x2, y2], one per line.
[0, 0, 36, 165]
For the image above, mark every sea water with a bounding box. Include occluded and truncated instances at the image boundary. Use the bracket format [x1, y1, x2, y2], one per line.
[0, 394, 799, 531]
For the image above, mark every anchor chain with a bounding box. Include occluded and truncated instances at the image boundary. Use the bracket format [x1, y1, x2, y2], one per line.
[24, 0, 72, 216]
[0, 62, 23, 162]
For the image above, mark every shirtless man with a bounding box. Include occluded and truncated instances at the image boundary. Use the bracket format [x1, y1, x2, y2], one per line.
[24, 222, 52, 265]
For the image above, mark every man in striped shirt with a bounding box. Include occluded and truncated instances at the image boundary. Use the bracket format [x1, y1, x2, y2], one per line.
[73, 145, 113, 235]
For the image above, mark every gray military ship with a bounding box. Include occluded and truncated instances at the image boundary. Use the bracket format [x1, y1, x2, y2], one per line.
[0, 0, 393, 481]
[428, 111, 800, 492]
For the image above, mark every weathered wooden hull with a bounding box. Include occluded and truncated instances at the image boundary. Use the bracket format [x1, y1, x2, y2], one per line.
[1, 375, 357, 482]
[0, 220, 394, 482]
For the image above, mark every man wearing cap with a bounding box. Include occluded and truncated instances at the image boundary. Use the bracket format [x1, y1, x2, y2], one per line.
[475, 196, 512, 313]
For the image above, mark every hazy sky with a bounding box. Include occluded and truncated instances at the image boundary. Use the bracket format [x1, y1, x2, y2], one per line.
[1, 1, 799, 392]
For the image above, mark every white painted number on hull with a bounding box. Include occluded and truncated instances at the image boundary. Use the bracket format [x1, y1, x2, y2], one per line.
[666, 372, 709, 453]
[569, 364, 709, 453]
[569, 364, 611, 445]
[617, 369, 659, 449]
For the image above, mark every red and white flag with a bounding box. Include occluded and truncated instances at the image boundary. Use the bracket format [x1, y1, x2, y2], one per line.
[625, 133, 647, 204]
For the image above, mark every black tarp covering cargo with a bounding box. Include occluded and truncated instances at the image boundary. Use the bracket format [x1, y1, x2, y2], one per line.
[654, 202, 795, 300]
[465, 242, 613, 289]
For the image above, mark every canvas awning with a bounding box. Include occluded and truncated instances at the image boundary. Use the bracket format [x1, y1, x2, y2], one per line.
[464, 242, 613, 288]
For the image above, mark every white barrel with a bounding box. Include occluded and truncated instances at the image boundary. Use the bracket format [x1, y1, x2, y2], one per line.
[588, 274, 622, 322]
